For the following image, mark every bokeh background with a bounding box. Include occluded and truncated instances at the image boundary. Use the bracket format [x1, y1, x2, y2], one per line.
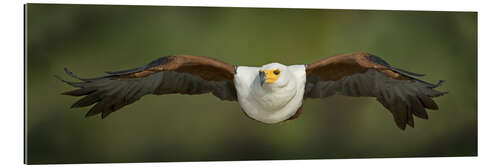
[26, 4, 477, 164]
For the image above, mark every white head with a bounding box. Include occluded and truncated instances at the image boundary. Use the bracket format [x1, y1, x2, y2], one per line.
[258, 63, 291, 88]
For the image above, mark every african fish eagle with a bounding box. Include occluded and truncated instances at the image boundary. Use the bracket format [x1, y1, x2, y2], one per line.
[57, 52, 446, 130]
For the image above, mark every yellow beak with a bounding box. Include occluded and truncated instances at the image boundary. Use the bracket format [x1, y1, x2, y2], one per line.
[259, 69, 280, 85]
[264, 70, 279, 83]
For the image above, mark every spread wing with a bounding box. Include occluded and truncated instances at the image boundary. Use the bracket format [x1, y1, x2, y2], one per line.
[57, 55, 237, 118]
[305, 52, 447, 130]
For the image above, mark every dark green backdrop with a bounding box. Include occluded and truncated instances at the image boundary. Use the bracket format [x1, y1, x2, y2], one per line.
[26, 4, 477, 164]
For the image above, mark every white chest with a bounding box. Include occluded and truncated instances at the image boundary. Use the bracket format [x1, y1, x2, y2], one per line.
[234, 65, 306, 124]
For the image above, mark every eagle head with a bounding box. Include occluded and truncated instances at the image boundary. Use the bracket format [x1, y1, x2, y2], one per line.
[259, 63, 290, 87]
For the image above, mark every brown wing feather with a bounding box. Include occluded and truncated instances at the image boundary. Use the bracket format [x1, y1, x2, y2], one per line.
[305, 52, 446, 130]
[57, 55, 237, 119]
[115, 55, 235, 81]
[306, 52, 411, 81]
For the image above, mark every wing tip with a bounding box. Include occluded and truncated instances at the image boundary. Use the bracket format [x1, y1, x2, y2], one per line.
[430, 80, 448, 98]
[63, 67, 78, 79]
[84, 111, 97, 118]
[397, 125, 407, 130]
[101, 112, 111, 119]
[433, 80, 446, 88]
[391, 67, 426, 77]
[63, 67, 90, 81]
[55, 74, 83, 88]
[366, 54, 427, 77]
[103, 56, 172, 75]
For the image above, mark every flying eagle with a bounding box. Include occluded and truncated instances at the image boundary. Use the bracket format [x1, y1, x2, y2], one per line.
[57, 52, 446, 130]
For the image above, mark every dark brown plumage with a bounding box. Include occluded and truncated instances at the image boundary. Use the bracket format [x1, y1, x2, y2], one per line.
[305, 52, 446, 129]
[57, 55, 237, 119]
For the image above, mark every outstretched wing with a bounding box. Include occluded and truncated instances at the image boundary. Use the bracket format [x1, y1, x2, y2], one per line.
[305, 52, 447, 130]
[57, 55, 237, 118]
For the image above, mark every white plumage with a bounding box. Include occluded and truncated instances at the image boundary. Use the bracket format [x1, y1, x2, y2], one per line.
[234, 64, 306, 123]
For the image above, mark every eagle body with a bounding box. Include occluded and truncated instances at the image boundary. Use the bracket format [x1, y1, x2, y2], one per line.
[57, 52, 447, 130]
[234, 64, 306, 124]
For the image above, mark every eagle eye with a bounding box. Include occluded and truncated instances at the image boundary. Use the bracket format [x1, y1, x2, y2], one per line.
[273, 70, 280, 75]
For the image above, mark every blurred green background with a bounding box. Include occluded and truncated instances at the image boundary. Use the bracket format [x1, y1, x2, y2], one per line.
[26, 4, 477, 164]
